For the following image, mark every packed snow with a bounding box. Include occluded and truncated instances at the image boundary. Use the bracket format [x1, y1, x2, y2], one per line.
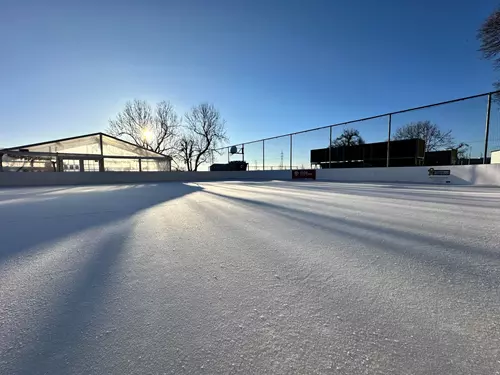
[0, 181, 499, 374]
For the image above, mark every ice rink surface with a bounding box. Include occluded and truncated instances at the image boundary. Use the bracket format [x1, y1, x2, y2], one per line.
[1, 181, 499, 375]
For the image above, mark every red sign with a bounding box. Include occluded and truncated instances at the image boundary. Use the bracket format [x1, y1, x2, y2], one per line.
[292, 169, 316, 180]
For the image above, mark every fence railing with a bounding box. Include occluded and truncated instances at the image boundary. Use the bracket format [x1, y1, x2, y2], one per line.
[203, 90, 500, 171]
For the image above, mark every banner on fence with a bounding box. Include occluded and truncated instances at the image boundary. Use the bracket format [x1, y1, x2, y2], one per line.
[292, 169, 316, 180]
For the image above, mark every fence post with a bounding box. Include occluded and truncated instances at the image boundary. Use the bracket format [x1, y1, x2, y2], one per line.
[386, 114, 392, 167]
[262, 140, 265, 170]
[290, 134, 293, 170]
[329, 126, 332, 168]
[484, 94, 492, 164]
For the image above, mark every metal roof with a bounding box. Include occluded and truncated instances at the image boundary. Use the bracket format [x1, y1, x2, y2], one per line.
[0, 132, 171, 160]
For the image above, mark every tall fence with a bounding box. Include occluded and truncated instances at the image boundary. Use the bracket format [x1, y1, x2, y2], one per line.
[202, 90, 500, 171]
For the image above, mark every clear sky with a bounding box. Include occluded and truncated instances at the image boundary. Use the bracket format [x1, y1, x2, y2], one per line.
[1, 0, 499, 164]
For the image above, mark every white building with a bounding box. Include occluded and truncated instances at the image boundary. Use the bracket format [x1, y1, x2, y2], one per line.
[0, 132, 171, 172]
[491, 150, 500, 164]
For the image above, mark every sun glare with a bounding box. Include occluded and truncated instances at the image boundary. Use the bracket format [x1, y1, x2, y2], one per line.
[142, 128, 154, 143]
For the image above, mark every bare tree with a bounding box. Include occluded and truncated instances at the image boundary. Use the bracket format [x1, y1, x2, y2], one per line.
[478, 8, 500, 90]
[177, 103, 228, 171]
[393, 121, 454, 152]
[332, 128, 365, 147]
[177, 135, 196, 171]
[108, 99, 180, 155]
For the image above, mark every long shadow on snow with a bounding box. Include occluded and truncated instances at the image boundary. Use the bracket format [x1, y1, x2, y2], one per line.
[205, 183, 485, 221]
[204, 190, 500, 288]
[5, 183, 201, 375]
[246, 182, 499, 209]
[0, 186, 75, 202]
[0, 183, 201, 264]
[11, 224, 130, 375]
[203, 185, 500, 261]
[241, 180, 494, 198]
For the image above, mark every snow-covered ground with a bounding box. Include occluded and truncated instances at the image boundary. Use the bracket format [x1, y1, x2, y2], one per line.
[1, 181, 499, 375]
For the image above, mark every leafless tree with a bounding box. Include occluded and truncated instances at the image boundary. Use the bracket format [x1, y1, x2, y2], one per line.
[176, 135, 196, 171]
[393, 121, 454, 151]
[176, 103, 228, 171]
[332, 128, 365, 147]
[478, 8, 500, 90]
[108, 99, 180, 155]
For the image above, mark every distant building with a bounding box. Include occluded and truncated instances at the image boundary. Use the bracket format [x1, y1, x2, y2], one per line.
[492, 150, 500, 164]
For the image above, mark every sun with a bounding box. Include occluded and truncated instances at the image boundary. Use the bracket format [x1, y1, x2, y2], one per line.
[141, 128, 154, 143]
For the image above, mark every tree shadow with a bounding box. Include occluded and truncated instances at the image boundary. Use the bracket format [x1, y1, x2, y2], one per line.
[0, 186, 73, 202]
[12, 224, 131, 375]
[242, 181, 500, 210]
[203, 190, 500, 287]
[0, 183, 201, 264]
[2, 182, 201, 374]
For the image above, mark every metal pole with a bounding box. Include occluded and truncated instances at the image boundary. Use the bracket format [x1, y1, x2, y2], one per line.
[290, 134, 293, 170]
[484, 94, 492, 164]
[386, 114, 392, 167]
[56, 155, 62, 172]
[138, 158, 142, 172]
[262, 140, 265, 170]
[99, 134, 104, 155]
[329, 126, 332, 168]
[228, 147, 230, 163]
[242, 144, 245, 161]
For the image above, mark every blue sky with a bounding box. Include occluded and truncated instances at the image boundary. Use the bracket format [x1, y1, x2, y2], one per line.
[1, 0, 499, 164]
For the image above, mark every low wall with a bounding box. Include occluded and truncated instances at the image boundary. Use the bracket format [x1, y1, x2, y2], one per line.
[316, 165, 500, 186]
[1, 165, 499, 187]
[0, 170, 291, 187]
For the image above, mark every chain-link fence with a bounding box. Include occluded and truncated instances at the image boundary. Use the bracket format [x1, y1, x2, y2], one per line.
[205, 91, 498, 171]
